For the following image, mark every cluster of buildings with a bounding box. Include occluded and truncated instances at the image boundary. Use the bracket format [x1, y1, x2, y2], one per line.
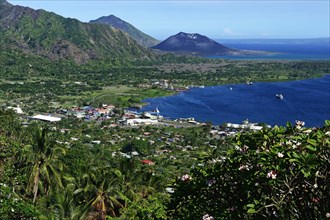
[138, 79, 170, 89]
[57, 104, 116, 120]
[7, 104, 118, 123]
[119, 108, 163, 126]
[6, 104, 270, 136]
[137, 79, 190, 92]
[210, 119, 270, 138]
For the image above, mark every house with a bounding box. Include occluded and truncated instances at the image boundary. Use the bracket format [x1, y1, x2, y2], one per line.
[7, 106, 23, 114]
[226, 123, 240, 129]
[141, 159, 155, 165]
[250, 125, 264, 131]
[126, 119, 158, 126]
[131, 151, 140, 156]
[31, 114, 61, 122]
[96, 108, 109, 115]
[103, 104, 115, 110]
[210, 130, 218, 136]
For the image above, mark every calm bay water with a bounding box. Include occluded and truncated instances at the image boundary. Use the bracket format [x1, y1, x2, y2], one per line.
[140, 75, 330, 127]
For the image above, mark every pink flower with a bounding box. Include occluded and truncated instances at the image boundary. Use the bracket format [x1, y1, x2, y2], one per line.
[295, 120, 305, 129]
[295, 120, 305, 126]
[267, 170, 277, 179]
[312, 197, 320, 203]
[239, 164, 249, 171]
[181, 174, 192, 182]
[240, 145, 249, 153]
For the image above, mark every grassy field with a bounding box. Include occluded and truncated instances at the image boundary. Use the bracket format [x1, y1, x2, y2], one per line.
[57, 85, 176, 108]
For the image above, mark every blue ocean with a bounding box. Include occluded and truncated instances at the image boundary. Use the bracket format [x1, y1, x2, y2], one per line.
[140, 75, 330, 127]
[210, 39, 330, 60]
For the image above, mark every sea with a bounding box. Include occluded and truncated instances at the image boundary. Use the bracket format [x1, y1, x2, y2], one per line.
[210, 38, 330, 60]
[139, 40, 330, 127]
[139, 75, 330, 127]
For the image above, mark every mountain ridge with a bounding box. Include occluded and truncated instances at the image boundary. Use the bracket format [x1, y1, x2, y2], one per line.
[0, 0, 155, 63]
[0, 0, 11, 7]
[90, 15, 159, 48]
[152, 32, 240, 55]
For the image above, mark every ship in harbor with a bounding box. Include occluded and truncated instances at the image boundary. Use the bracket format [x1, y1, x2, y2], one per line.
[276, 94, 284, 99]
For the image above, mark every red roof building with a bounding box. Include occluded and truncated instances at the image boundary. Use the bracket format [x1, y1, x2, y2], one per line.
[141, 159, 155, 166]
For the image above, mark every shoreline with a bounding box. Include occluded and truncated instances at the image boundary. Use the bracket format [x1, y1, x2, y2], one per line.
[138, 73, 330, 104]
[137, 74, 330, 127]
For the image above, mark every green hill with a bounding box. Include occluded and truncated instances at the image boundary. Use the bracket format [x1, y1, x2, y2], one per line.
[0, 0, 155, 63]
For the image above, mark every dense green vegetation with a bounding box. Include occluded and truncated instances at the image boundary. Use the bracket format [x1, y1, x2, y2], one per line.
[1, 1, 330, 219]
[0, 110, 329, 219]
[1, 48, 329, 113]
[170, 121, 330, 219]
[0, 1, 155, 63]
[1, 42, 329, 219]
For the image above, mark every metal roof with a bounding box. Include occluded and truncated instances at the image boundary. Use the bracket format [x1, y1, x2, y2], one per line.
[32, 114, 61, 122]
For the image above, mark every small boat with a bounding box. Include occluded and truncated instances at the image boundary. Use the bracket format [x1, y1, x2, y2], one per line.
[152, 106, 160, 114]
[229, 87, 233, 90]
[276, 94, 284, 99]
[246, 81, 253, 85]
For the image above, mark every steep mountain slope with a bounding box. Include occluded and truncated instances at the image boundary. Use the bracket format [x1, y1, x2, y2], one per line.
[0, 0, 154, 63]
[90, 15, 159, 48]
[152, 32, 240, 55]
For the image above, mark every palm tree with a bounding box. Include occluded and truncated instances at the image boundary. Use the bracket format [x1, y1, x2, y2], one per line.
[73, 169, 124, 219]
[139, 171, 164, 198]
[116, 158, 142, 201]
[22, 124, 66, 203]
[49, 182, 86, 220]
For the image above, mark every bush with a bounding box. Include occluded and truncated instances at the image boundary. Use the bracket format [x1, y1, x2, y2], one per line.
[0, 184, 41, 219]
[169, 121, 330, 219]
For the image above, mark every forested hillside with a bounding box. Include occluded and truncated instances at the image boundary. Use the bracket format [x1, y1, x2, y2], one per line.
[0, 0, 155, 63]
[0, 110, 329, 219]
[0, 1, 330, 219]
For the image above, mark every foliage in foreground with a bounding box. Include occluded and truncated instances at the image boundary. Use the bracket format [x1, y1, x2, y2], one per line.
[1, 109, 329, 219]
[169, 121, 330, 219]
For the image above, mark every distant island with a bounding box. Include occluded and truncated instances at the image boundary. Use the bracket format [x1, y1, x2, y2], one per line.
[152, 32, 271, 56]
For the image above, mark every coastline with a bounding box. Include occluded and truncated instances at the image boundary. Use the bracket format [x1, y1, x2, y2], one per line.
[137, 74, 330, 127]
[206, 56, 330, 61]
[138, 73, 330, 105]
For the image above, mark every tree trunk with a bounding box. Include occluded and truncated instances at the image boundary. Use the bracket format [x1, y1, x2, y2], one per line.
[32, 164, 40, 204]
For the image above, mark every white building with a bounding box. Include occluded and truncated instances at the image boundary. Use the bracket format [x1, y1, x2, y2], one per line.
[126, 119, 158, 126]
[31, 114, 61, 122]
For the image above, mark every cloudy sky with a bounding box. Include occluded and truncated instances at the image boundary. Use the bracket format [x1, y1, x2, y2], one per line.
[8, 0, 330, 40]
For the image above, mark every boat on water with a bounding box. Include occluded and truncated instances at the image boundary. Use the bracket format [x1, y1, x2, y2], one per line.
[153, 106, 160, 114]
[276, 94, 284, 99]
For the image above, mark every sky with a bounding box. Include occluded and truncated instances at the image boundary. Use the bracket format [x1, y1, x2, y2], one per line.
[7, 0, 330, 40]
